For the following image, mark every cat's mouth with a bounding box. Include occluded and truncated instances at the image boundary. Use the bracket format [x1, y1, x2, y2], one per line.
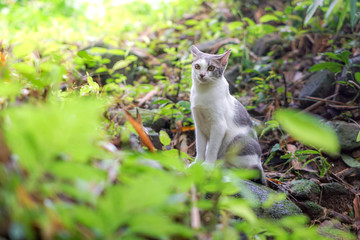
[198, 77, 209, 83]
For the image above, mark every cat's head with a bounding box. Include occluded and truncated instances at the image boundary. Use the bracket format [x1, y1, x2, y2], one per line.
[190, 45, 231, 84]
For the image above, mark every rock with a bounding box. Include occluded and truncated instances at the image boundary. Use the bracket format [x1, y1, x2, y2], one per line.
[299, 70, 335, 108]
[253, 57, 275, 75]
[320, 182, 354, 213]
[82, 43, 150, 85]
[236, 180, 303, 219]
[329, 121, 360, 151]
[337, 56, 360, 102]
[252, 34, 284, 57]
[298, 201, 324, 219]
[196, 38, 240, 53]
[107, 108, 170, 131]
[318, 219, 353, 239]
[148, 132, 163, 150]
[322, 182, 350, 196]
[224, 64, 240, 94]
[290, 179, 320, 201]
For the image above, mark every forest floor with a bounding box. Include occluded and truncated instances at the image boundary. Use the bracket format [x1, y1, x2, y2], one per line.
[1, 0, 360, 239]
[98, 1, 360, 237]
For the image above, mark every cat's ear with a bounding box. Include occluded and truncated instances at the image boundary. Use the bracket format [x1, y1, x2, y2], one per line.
[190, 45, 201, 57]
[219, 50, 231, 67]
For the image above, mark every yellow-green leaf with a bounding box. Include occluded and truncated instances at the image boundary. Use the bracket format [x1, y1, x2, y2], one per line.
[159, 130, 171, 146]
[274, 109, 340, 156]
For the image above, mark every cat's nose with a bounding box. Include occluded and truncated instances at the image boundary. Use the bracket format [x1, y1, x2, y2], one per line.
[200, 74, 205, 78]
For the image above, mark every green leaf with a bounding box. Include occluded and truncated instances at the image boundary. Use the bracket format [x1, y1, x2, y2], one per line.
[325, 0, 338, 20]
[129, 214, 192, 238]
[357, 130, 360, 142]
[159, 130, 171, 146]
[95, 67, 108, 73]
[39, 63, 66, 86]
[337, 0, 349, 32]
[0, 82, 22, 98]
[308, 62, 343, 73]
[295, 150, 320, 155]
[107, 49, 126, 56]
[12, 62, 36, 76]
[88, 47, 108, 54]
[305, 0, 322, 25]
[355, 72, 360, 84]
[323, 52, 342, 62]
[77, 50, 93, 60]
[274, 109, 340, 156]
[220, 197, 257, 224]
[49, 162, 106, 181]
[338, 51, 351, 65]
[3, 97, 106, 174]
[341, 154, 360, 168]
[260, 14, 279, 23]
[350, 0, 357, 29]
[184, 19, 198, 26]
[227, 21, 243, 31]
[12, 41, 36, 58]
[112, 60, 132, 71]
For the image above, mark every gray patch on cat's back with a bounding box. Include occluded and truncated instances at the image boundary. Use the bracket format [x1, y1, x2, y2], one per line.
[233, 100, 253, 127]
[230, 135, 261, 157]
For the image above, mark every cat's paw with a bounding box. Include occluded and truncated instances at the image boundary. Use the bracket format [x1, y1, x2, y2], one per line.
[188, 161, 197, 168]
[201, 161, 215, 170]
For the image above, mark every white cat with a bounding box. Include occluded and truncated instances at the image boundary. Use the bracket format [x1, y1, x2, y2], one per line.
[190, 45, 266, 185]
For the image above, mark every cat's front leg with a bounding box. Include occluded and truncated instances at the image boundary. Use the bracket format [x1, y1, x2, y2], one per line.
[204, 126, 226, 166]
[194, 127, 206, 163]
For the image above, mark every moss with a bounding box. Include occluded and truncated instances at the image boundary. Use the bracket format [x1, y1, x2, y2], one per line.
[291, 179, 320, 201]
[299, 201, 324, 220]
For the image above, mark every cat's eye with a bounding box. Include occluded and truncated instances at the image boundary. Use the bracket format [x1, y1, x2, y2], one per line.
[208, 65, 215, 71]
[194, 64, 200, 70]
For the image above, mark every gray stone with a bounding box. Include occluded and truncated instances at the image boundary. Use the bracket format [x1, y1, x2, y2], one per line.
[224, 64, 240, 94]
[298, 200, 324, 219]
[196, 38, 240, 53]
[82, 43, 148, 85]
[320, 182, 354, 213]
[107, 108, 170, 130]
[329, 121, 360, 151]
[236, 180, 303, 219]
[291, 179, 320, 201]
[252, 34, 283, 57]
[322, 182, 350, 196]
[299, 70, 335, 108]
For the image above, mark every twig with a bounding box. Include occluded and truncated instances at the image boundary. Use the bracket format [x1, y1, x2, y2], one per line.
[325, 209, 354, 224]
[305, 96, 344, 105]
[328, 104, 360, 110]
[330, 173, 358, 195]
[302, 94, 336, 113]
[137, 87, 159, 107]
[349, 80, 360, 90]
[282, 73, 288, 108]
[190, 185, 201, 229]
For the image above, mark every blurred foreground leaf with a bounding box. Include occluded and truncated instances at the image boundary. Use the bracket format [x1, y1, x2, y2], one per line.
[274, 109, 340, 156]
[2, 97, 106, 173]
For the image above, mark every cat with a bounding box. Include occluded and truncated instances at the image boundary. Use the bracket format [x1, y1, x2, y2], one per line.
[189, 45, 266, 185]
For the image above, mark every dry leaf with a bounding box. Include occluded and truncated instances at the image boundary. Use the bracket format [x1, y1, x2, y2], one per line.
[287, 144, 302, 170]
[0, 48, 5, 66]
[16, 185, 36, 209]
[123, 108, 155, 152]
